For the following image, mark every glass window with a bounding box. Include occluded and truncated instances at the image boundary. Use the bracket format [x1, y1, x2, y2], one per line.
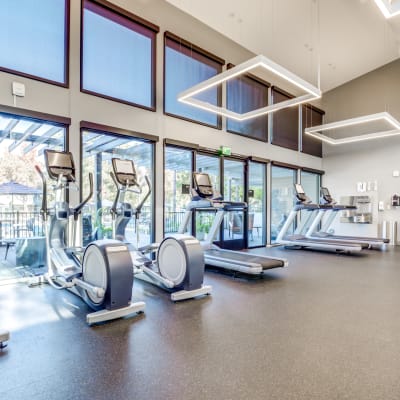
[271, 87, 299, 150]
[0, 113, 66, 282]
[0, 0, 68, 85]
[271, 165, 297, 243]
[248, 162, 267, 247]
[82, 0, 158, 108]
[82, 130, 154, 248]
[300, 170, 321, 224]
[226, 70, 269, 141]
[302, 105, 324, 157]
[164, 147, 192, 235]
[301, 171, 321, 204]
[164, 33, 223, 128]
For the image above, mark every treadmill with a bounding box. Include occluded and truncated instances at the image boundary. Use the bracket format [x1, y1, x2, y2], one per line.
[178, 172, 287, 275]
[276, 184, 368, 253]
[306, 187, 389, 248]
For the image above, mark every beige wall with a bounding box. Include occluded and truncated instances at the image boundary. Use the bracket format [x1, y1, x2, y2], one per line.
[0, 0, 323, 241]
[321, 58, 400, 239]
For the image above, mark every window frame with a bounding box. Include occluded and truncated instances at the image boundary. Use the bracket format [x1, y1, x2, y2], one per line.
[0, 0, 70, 87]
[163, 31, 224, 130]
[80, 0, 159, 110]
[80, 120, 158, 245]
[226, 63, 270, 143]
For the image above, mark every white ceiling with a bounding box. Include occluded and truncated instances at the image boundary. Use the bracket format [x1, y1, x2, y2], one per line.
[165, 0, 400, 92]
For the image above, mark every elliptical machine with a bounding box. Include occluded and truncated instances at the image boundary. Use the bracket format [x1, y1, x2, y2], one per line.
[35, 150, 145, 325]
[110, 157, 211, 301]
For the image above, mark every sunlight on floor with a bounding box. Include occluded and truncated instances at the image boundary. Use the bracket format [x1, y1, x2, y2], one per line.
[0, 283, 75, 332]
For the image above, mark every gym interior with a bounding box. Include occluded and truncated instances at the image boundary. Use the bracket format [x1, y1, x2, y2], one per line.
[1, 1, 400, 399]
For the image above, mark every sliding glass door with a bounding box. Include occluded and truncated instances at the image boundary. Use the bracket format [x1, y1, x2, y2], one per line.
[223, 158, 246, 249]
[194, 153, 220, 242]
[164, 145, 265, 250]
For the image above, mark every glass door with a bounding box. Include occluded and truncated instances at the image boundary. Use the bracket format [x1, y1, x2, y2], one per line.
[81, 131, 155, 248]
[248, 161, 267, 247]
[194, 153, 220, 242]
[271, 165, 297, 243]
[164, 146, 192, 235]
[222, 158, 246, 250]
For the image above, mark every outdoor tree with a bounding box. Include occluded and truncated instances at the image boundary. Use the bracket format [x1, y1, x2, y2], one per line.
[0, 148, 39, 187]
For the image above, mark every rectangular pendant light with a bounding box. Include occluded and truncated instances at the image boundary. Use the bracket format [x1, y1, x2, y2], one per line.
[305, 112, 400, 145]
[374, 0, 400, 18]
[177, 55, 321, 121]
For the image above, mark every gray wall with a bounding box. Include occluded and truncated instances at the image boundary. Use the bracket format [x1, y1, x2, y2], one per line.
[0, 0, 323, 241]
[321, 59, 400, 238]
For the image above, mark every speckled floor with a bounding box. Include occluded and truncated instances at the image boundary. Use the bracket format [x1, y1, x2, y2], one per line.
[0, 246, 400, 400]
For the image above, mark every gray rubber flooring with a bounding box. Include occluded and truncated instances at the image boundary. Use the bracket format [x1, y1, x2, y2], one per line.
[0, 246, 400, 400]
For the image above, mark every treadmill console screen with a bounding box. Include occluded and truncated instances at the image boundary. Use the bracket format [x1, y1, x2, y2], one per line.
[320, 187, 330, 196]
[295, 184, 305, 194]
[320, 187, 333, 203]
[294, 184, 308, 202]
[194, 173, 213, 197]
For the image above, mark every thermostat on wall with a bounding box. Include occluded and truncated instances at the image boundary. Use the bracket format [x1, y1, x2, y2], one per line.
[393, 170, 400, 177]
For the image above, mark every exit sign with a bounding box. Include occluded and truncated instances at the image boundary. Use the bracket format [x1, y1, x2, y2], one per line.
[219, 146, 231, 156]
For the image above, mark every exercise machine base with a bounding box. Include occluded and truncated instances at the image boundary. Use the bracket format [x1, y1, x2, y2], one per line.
[86, 301, 145, 325]
[135, 272, 212, 301]
[171, 285, 212, 301]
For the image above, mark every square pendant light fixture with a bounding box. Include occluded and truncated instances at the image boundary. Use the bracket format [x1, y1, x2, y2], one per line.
[305, 112, 400, 145]
[177, 55, 322, 121]
[374, 0, 400, 18]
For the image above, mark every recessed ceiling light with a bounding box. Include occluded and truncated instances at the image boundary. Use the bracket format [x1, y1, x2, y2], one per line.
[177, 55, 321, 121]
[305, 112, 400, 145]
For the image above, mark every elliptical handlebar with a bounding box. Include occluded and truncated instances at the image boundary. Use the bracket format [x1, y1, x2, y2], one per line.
[110, 171, 120, 218]
[35, 165, 48, 220]
[136, 176, 151, 215]
[110, 170, 150, 218]
[73, 172, 93, 219]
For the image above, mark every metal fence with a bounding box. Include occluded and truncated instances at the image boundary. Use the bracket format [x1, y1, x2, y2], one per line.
[0, 211, 43, 240]
[164, 211, 185, 233]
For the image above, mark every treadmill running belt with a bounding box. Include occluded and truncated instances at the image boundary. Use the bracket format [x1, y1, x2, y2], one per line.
[206, 249, 284, 270]
[286, 236, 369, 249]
